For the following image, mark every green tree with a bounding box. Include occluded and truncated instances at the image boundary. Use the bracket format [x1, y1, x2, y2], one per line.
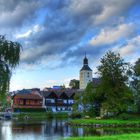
[82, 82, 96, 116]
[97, 51, 133, 115]
[131, 58, 140, 113]
[0, 35, 21, 96]
[69, 79, 79, 89]
[73, 93, 82, 112]
[60, 84, 65, 89]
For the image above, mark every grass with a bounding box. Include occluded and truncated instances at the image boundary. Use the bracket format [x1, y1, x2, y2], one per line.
[65, 133, 140, 140]
[12, 112, 68, 120]
[69, 119, 140, 126]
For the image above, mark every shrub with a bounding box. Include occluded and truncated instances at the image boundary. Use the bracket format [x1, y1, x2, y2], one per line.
[14, 108, 46, 112]
[117, 113, 131, 120]
[70, 112, 82, 118]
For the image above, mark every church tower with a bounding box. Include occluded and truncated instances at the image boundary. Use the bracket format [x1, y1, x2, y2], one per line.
[80, 54, 92, 89]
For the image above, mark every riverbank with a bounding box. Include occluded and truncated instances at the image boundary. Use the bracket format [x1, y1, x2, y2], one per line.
[68, 118, 140, 127]
[65, 133, 140, 140]
[13, 112, 68, 120]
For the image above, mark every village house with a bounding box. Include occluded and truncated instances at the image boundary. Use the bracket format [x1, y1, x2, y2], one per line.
[42, 89, 75, 112]
[12, 88, 75, 112]
[13, 91, 45, 112]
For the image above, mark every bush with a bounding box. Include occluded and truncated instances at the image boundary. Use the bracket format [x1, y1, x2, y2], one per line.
[14, 108, 46, 112]
[117, 113, 131, 120]
[70, 112, 82, 118]
[46, 112, 53, 119]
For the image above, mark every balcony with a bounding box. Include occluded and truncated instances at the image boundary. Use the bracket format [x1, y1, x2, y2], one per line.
[45, 102, 73, 106]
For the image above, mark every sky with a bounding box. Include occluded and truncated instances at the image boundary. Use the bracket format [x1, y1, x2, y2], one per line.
[0, 0, 140, 91]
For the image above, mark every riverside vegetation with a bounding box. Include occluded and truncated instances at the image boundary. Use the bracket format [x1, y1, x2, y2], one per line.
[65, 133, 140, 140]
[13, 112, 68, 120]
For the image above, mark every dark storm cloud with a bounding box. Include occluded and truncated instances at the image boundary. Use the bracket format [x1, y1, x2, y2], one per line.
[0, 0, 49, 27]
[0, 0, 139, 68]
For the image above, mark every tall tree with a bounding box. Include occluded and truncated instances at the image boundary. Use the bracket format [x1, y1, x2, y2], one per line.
[97, 51, 133, 115]
[69, 79, 79, 89]
[82, 82, 96, 116]
[131, 58, 140, 113]
[0, 35, 21, 96]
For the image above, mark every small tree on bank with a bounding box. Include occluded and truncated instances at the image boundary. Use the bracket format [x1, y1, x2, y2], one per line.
[69, 79, 79, 89]
[0, 35, 21, 103]
[97, 51, 133, 115]
[82, 82, 95, 116]
[131, 58, 140, 113]
[72, 82, 96, 117]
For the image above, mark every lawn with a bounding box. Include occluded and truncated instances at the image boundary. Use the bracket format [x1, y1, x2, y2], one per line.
[13, 112, 68, 120]
[65, 133, 140, 140]
[69, 118, 140, 127]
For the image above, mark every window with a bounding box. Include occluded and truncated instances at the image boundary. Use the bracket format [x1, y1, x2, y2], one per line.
[87, 72, 90, 77]
[46, 99, 51, 103]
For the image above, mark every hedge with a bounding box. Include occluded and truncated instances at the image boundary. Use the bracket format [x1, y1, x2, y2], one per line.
[14, 108, 46, 112]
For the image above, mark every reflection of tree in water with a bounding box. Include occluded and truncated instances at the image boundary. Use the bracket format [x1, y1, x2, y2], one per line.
[44, 119, 67, 136]
[4, 120, 140, 139]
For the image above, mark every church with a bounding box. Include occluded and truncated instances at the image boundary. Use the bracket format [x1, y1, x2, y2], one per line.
[79, 55, 100, 90]
[79, 54, 92, 89]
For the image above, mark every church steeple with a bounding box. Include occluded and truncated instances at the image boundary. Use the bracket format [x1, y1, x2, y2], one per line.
[80, 54, 92, 71]
[83, 53, 88, 65]
[80, 53, 93, 89]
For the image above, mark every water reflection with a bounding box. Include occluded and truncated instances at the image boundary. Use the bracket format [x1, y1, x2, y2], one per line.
[0, 119, 140, 140]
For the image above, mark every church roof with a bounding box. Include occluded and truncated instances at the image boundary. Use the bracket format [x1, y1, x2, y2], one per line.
[92, 78, 101, 86]
[80, 65, 92, 71]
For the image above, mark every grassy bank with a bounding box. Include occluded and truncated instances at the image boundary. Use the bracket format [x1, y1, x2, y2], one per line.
[65, 133, 140, 140]
[69, 119, 140, 127]
[13, 112, 68, 120]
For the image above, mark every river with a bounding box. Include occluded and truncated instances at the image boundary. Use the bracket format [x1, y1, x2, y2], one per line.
[0, 119, 140, 140]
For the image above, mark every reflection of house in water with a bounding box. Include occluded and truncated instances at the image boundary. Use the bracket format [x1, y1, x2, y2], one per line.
[43, 119, 68, 137]
[12, 121, 44, 134]
[43, 119, 85, 137]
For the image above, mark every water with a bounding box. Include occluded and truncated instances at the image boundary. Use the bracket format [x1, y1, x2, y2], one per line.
[0, 119, 140, 140]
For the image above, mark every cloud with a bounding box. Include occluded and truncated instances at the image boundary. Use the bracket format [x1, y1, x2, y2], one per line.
[0, 0, 140, 69]
[112, 35, 140, 56]
[16, 24, 43, 39]
[94, 0, 135, 24]
[0, 0, 48, 28]
[89, 23, 135, 46]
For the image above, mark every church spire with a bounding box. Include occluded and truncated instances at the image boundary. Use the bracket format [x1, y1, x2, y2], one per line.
[83, 52, 88, 65]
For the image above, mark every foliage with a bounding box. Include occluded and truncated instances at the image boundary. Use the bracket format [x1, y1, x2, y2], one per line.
[60, 84, 66, 89]
[69, 79, 79, 89]
[82, 82, 96, 116]
[14, 108, 46, 112]
[66, 134, 140, 140]
[70, 112, 82, 118]
[69, 118, 140, 125]
[13, 112, 68, 120]
[0, 35, 21, 96]
[72, 93, 82, 112]
[97, 51, 133, 115]
[131, 58, 140, 113]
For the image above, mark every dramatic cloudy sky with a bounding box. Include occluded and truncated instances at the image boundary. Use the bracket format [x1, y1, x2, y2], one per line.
[1, 0, 140, 91]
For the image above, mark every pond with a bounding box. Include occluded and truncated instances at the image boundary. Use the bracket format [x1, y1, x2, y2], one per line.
[0, 119, 140, 140]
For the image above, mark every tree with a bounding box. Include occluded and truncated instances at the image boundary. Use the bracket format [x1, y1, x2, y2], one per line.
[72, 82, 96, 117]
[97, 51, 133, 115]
[73, 92, 83, 112]
[0, 35, 21, 96]
[60, 84, 65, 89]
[82, 82, 96, 116]
[69, 79, 79, 89]
[131, 58, 140, 113]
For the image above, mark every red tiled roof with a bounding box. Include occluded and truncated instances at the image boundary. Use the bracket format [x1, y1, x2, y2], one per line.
[14, 93, 43, 100]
